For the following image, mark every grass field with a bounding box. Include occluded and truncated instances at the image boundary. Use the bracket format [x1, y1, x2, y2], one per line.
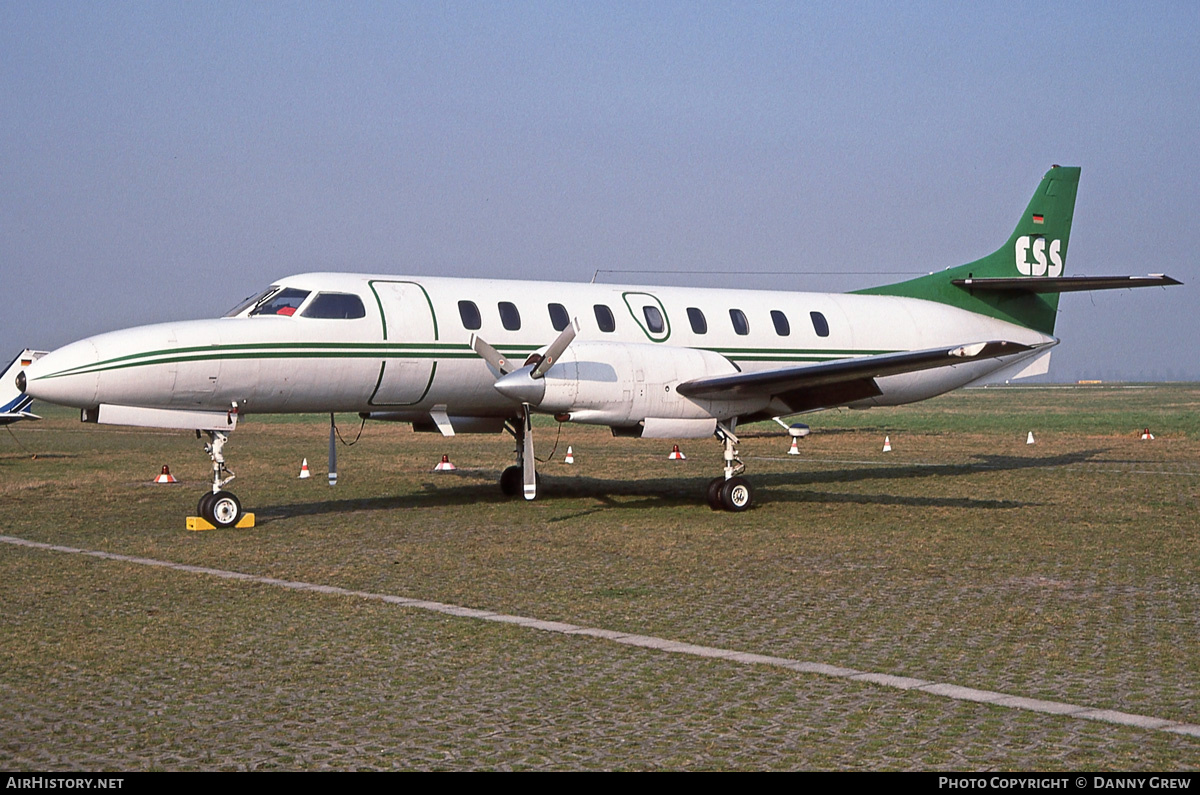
[1, 384, 1197, 770]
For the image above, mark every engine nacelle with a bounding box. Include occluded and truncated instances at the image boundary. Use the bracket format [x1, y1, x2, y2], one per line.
[530, 341, 768, 426]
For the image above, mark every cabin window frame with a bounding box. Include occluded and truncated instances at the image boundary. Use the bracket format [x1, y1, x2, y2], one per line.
[810, 311, 830, 338]
[458, 300, 482, 331]
[594, 304, 616, 333]
[498, 301, 521, 331]
[729, 308, 750, 336]
[770, 310, 791, 337]
[548, 303, 570, 332]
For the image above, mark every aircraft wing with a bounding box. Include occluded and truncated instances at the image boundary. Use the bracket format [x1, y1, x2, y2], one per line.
[676, 340, 1036, 414]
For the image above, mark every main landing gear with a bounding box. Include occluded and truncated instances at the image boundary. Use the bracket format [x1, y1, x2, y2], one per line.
[197, 430, 244, 527]
[706, 422, 753, 512]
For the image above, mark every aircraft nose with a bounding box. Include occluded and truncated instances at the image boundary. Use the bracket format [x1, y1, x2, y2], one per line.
[22, 339, 101, 408]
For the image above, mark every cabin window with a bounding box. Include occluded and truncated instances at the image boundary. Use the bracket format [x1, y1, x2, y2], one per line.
[498, 302, 521, 331]
[594, 304, 616, 333]
[729, 308, 749, 336]
[250, 288, 310, 317]
[548, 303, 570, 332]
[302, 292, 366, 319]
[458, 300, 481, 330]
[810, 311, 830, 338]
[771, 310, 790, 337]
[225, 287, 278, 317]
[687, 307, 707, 334]
[642, 305, 665, 334]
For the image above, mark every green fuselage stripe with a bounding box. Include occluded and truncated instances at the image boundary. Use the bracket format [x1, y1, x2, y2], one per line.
[35, 341, 900, 381]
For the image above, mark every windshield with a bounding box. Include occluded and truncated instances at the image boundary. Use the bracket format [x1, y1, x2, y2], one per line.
[224, 287, 279, 318]
[301, 292, 367, 319]
[249, 288, 311, 317]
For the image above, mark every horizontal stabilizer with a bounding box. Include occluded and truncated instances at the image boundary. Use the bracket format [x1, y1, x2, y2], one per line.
[0, 410, 41, 423]
[952, 274, 1182, 294]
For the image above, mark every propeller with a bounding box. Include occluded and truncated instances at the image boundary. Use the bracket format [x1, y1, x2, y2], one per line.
[469, 334, 513, 375]
[328, 413, 338, 486]
[470, 319, 578, 501]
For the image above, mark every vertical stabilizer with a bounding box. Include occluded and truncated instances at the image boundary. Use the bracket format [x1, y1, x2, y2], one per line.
[2, 349, 47, 423]
[855, 166, 1080, 335]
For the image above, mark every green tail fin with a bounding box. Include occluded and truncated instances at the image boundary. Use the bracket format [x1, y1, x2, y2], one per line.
[854, 165, 1080, 335]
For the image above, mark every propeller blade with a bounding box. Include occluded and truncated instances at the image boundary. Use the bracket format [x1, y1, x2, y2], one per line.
[470, 334, 512, 375]
[328, 413, 338, 486]
[522, 405, 536, 501]
[531, 318, 578, 379]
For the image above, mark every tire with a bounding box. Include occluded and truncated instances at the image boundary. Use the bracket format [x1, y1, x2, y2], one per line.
[706, 477, 725, 511]
[198, 491, 216, 520]
[719, 477, 753, 512]
[208, 490, 242, 528]
[499, 466, 522, 497]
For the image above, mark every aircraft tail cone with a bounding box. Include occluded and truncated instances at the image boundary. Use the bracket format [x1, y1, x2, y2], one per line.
[788, 438, 800, 455]
[1027, 431, 1036, 445]
[154, 465, 177, 484]
[299, 458, 311, 479]
[564, 446, 574, 464]
[434, 454, 457, 472]
[669, 444, 686, 460]
[1141, 428, 1154, 440]
[882, 436, 892, 453]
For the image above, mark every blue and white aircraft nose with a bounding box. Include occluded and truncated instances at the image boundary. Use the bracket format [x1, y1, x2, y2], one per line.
[22, 338, 102, 408]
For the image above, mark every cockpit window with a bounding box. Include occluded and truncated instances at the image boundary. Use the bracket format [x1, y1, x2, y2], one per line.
[224, 287, 279, 317]
[250, 288, 311, 317]
[301, 292, 366, 319]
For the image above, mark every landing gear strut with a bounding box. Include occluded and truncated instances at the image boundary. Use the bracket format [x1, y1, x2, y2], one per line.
[198, 430, 243, 527]
[706, 421, 753, 512]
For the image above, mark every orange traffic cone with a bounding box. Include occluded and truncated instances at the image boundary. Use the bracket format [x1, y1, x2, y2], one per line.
[669, 444, 686, 460]
[1141, 428, 1154, 440]
[298, 458, 311, 479]
[564, 446, 575, 464]
[787, 438, 800, 455]
[434, 454, 457, 471]
[882, 436, 892, 453]
[154, 465, 177, 484]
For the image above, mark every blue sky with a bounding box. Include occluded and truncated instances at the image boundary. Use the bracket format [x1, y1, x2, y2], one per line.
[3, 1, 1197, 380]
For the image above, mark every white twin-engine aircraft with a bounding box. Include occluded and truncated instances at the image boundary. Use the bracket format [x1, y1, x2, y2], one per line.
[17, 166, 1179, 523]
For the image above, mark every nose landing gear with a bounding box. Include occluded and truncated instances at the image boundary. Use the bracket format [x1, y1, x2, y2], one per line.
[198, 430, 243, 528]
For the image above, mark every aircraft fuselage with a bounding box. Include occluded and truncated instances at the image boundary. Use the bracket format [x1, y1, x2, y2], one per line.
[24, 272, 1053, 427]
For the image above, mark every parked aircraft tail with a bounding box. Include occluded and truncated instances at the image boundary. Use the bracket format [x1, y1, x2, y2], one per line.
[856, 165, 1081, 335]
[1, 349, 47, 424]
[857, 166, 1179, 336]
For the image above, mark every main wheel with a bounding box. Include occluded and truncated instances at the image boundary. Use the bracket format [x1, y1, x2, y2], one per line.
[719, 477, 753, 512]
[706, 477, 725, 511]
[198, 491, 217, 520]
[499, 465, 523, 497]
[205, 490, 243, 528]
